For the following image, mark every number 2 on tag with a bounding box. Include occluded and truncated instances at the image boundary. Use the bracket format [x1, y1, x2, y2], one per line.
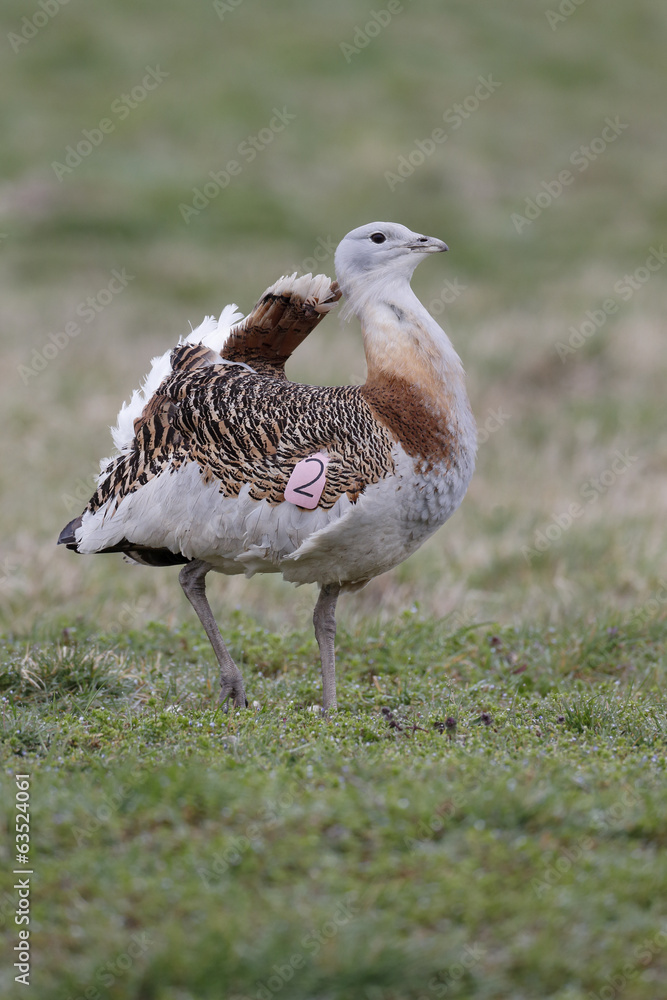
[285, 453, 329, 509]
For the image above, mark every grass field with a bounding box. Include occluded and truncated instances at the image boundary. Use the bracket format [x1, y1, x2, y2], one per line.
[1, 0, 666, 996]
[2, 616, 667, 998]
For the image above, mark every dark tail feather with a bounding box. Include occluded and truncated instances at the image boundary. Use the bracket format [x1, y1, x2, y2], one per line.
[58, 515, 188, 566]
[58, 515, 83, 551]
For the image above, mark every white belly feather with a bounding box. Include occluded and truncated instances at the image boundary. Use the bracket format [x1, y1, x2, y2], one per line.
[76, 440, 472, 588]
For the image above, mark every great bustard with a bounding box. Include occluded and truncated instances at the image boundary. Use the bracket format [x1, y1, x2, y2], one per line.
[59, 222, 477, 711]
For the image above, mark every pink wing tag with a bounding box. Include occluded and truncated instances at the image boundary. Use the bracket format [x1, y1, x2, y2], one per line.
[285, 452, 329, 509]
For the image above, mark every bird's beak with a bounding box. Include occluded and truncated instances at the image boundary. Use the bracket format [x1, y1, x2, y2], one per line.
[405, 235, 449, 254]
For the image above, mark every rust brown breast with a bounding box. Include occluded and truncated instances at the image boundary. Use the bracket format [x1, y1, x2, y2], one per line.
[360, 374, 460, 468]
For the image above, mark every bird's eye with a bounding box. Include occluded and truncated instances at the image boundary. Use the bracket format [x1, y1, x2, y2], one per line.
[369, 232, 386, 244]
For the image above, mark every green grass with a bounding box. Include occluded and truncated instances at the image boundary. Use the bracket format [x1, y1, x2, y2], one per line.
[2, 0, 667, 995]
[2, 613, 667, 998]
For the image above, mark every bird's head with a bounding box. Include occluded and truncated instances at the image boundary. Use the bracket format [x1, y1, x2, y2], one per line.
[334, 222, 448, 303]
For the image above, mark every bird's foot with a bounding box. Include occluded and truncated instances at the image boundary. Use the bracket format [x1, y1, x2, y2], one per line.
[218, 674, 248, 710]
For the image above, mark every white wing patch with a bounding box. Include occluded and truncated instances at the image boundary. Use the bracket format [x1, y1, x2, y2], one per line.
[185, 303, 244, 353]
[109, 303, 245, 454]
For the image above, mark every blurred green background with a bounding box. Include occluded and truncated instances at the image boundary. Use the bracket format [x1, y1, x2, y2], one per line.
[1, 0, 666, 634]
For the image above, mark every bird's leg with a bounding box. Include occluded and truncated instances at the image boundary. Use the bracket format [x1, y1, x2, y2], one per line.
[313, 583, 341, 713]
[179, 560, 247, 709]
